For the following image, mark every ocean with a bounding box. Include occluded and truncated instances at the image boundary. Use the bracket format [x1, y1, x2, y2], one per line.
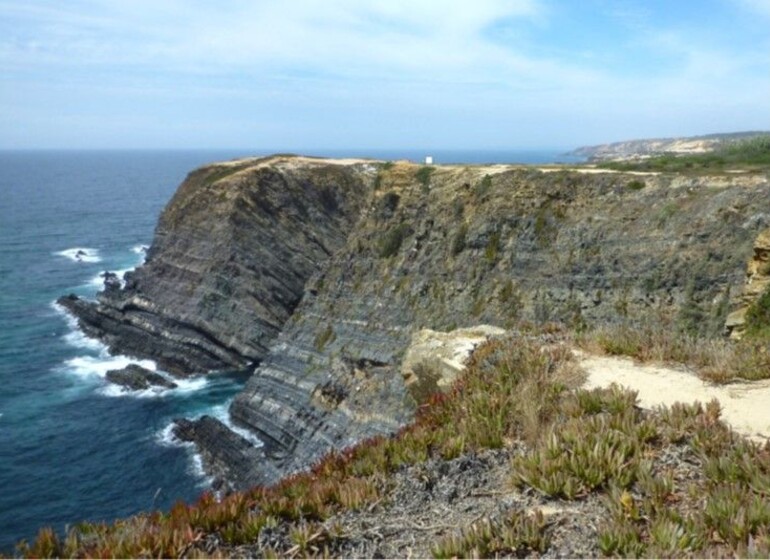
[0, 148, 579, 552]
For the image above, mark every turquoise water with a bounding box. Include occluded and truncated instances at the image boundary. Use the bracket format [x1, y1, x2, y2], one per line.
[0, 148, 578, 551]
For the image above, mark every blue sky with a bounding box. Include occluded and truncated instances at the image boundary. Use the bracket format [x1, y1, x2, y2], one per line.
[1, 0, 768, 150]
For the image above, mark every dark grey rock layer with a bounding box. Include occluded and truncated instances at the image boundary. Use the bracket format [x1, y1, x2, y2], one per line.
[214, 164, 770, 490]
[59, 156, 770, 491]
[58, 157, 374, 376]
[105, 364, 177, 391]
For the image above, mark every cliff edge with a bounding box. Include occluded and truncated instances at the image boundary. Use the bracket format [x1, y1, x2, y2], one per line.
[58, 156, 374, 375]
[60, 156, 770, 491]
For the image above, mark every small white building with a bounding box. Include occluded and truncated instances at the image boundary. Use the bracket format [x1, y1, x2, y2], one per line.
[425, 155, 433, 165]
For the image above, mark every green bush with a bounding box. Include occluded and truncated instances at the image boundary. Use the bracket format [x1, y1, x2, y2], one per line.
[414, 166, 435, 191]
[476, 174, 493, 198]
[379, 223, 411, 258]
[451, 223, 468, 256]
[313, 324, 336, 351]
[484, 231, 501, 263]
[744, 284, 770, 336]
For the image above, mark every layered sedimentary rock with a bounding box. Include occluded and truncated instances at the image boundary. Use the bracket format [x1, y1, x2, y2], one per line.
[105, 364, 177, 391]
[189, 162, 770, 489]
[59, 156, 374, 375]
[60, 155, 770, 490]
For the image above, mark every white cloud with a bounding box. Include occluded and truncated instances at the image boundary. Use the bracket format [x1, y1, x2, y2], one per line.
[736, 0, 770, 17]
[1, 0, 768, 148]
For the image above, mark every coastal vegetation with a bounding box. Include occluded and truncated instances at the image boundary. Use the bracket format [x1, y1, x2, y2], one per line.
[599, 135, 770, 172]
[580, 282, 770, 384]
[17, 317, 770, 558]
[23, 151, 770, 558]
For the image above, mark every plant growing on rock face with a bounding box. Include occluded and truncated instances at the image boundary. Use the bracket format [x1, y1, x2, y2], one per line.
[451, 222, 468, 256]
[475, 174, 493, 199]
[414, 166, 435, 192]
[313, 324, 336, 351]
[378, 223, 411, 258]
[484, 231, 501, 263]
[744, 284, 770, 338]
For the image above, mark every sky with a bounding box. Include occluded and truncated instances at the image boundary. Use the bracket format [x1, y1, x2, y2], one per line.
[1, 0, 768, 150]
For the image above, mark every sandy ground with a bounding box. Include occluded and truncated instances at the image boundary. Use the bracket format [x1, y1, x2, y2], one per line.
[536, 167, 660, 176]
[580, 354, 770, 442]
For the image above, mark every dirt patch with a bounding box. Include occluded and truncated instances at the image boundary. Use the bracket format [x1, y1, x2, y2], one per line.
[580, 353, 770, 442]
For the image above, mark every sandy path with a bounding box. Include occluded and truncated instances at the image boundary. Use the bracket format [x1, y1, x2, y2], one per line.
[580, 354, 770, 442]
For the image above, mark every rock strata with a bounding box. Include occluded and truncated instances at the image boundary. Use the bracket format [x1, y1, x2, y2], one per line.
[105, 364, 177, 391]
[173, 416, 280, 493]
[60, 155, 770, 490]
[208, 162, 770, 490]
[58, 156, 374, 376]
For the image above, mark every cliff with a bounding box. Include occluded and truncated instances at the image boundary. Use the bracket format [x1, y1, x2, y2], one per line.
[572, 131, 770, 162]
[60, 156, 770, 490]
[59, 156, 373, 376]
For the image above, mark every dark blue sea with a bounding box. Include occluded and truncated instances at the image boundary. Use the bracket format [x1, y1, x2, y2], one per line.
[0, 148, 579, 552]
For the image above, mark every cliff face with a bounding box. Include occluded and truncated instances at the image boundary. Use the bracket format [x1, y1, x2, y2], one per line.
[725, 228, 770, 338]
[220, 164, 770, 488]
[60, 156, 770, 490]
[59, 156, 374, 375]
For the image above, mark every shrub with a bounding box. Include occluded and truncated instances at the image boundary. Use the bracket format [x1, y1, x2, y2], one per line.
[414, 166, 435, 191]
[476, 174, 493, 199]
[451, 223, 468, 256]
[313, 324, 336, 351]
[744, 284, 770, 337]
[484, 231, 501, 263]
[379, 223, 410, 258]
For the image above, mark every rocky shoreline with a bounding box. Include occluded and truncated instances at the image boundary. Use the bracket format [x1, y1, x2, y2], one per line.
[59, 154, 770, 492]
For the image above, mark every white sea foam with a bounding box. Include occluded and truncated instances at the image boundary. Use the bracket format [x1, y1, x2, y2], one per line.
[157, 422, 185, 448]
[98, 372, 208, 399]
[156, 423, 214, 487]
[56, 247, 101, 263]
[131, 244, 149, 255]
[87, 268, 133, 289]
[173, 376, 210, 393]
[52, 302, 105, 351]
[63, 354, 158, 381]
[210, 402, 264, 448]
[63, 329, 106, 352]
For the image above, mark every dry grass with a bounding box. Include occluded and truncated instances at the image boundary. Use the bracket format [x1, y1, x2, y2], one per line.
[17, 336, 582, 558]
[18, 330, 770, 558]
[578, 321, 770, 383]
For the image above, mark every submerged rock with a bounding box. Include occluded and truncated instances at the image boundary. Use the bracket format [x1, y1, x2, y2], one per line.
[105, 364, 177, 391]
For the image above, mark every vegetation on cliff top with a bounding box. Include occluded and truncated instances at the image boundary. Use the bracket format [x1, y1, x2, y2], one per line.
[599, 135, 770, 172]
[17, 158, 770, 557]
[17, 327, 770, 558]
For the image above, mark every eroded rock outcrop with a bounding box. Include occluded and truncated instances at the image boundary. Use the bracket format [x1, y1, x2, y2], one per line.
[401, 326, 506, 404]
[105, 364, 177, 391]
[60, 155, 770, 490]
[58, 156, 374, 376]
[193, 162, 770, 489]
[725, 228, 770, 338]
